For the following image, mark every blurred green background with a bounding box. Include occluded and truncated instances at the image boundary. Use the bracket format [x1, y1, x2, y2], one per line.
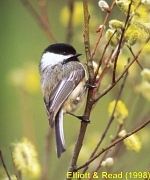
[0, 0, 150, 180]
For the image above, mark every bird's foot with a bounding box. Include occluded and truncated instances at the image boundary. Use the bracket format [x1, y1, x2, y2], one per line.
[85, 81, 97, 89]
[68, 113, 90, 123]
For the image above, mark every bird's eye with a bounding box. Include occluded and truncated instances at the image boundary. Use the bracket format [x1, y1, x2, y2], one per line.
[62, 51, 67, 55]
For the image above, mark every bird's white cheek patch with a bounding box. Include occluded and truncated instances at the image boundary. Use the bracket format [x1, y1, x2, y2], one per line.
[41, 52, 73, 69]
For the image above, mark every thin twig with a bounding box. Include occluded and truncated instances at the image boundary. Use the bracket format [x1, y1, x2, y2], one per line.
[41, 129, 53, 180]
[0, 150, 11, 180]
[9, 147, 20, 180]
[91, 0, 116, 58]
[77, 118, 150, 170]
[93, 30, 117, 83]
[112, 0, 133, 83]
[20, 0, 57, 42]
[65, 0, 75, 43]
[126, 45, 143, 70]
[38, 0, 49, 26]
[92, 45, 117, 95]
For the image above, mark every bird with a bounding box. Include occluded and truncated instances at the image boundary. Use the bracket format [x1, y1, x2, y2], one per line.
[39, 43, 87, 158]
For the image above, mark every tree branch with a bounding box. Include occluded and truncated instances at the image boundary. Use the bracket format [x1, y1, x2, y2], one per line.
[81, 71, 128, 174]
[65, 0, 93, 179]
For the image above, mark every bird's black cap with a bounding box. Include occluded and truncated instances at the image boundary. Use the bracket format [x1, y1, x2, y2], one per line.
[44, 43, 77, 55]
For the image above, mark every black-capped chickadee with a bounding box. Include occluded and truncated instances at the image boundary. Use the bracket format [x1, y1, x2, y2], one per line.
[39, 43, 87, 158]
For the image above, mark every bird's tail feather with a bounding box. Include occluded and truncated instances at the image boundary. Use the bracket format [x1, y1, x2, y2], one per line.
[55, 109, 66, 158]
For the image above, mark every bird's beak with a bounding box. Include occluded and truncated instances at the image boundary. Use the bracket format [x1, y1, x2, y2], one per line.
[73, 53, 82, 58]
[62, 53, 82, 64]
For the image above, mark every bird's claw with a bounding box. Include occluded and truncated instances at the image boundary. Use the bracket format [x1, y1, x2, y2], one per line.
[68, 113, 90, 123]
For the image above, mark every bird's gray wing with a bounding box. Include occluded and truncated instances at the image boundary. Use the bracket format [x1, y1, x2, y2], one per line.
[46, 67, 85, 127]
